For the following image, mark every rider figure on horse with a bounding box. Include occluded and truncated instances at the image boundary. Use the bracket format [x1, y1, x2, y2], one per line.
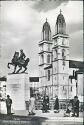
[8, 49, 29, 73]
[19, 49, 26, 64]
[12, 52, 19, 64]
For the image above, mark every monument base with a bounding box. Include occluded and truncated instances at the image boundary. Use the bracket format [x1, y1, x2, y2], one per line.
[6, 73, 30, 115]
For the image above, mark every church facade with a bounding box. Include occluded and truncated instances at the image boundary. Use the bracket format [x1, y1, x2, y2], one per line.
[38, 11, 79, 100]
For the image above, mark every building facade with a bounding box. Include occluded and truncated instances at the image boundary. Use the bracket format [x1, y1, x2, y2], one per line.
[38, 11, 83, 101]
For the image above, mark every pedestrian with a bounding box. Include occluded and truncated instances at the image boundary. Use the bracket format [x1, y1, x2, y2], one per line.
[46, 95, 49, 110]
[72, 96, 79, 117]
[54, 95, 59, 113]
[64, 104, 71, 117]
[42, 95, 49, 113]
[29, 94, 35, 115]
[6, 95, 12, 115]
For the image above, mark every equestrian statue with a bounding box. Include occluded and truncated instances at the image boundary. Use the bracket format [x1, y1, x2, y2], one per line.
[7, 49, 30, 74]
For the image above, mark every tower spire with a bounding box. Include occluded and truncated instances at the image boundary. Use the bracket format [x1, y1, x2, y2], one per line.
[55, 9, 66, 34]
[42, 18, 51, 41]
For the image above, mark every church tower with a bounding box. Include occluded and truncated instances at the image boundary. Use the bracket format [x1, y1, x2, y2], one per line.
[38, 19, 52, 95]
[52, 10, 69, 100]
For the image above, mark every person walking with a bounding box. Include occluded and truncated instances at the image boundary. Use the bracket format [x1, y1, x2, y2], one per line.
[42, 95, 49, 113]
[6, 95, 12, 115]
[29, 95, 35, 115]
[54, 95, 59, 113]
[46, 95, 49, 111]
[72, 96, 79, 117]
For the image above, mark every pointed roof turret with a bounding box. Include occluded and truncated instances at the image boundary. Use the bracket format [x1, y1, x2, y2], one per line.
[55, 10, 66, 34]
[56, 9, 65, 25]
[42, 18, 51, 41]
[42, 18, 51, 32]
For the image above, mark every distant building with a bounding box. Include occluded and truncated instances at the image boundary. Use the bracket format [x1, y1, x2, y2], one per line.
[0, 77, 7, 100]
[0, 77, 7, 114]
[29, 77, 39, 97]
[38, 11, 83, 102]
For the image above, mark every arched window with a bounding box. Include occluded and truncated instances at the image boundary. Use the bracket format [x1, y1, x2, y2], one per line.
[41, 54, 44, 64]
[62, 49, 65, 57]
[71, 87, 72, 92]
[48, 70, 50, 81]
[62, 49, 66, 65]
[63, 86, 64, 90]
[48, 44, 50, 51]
[47, 54, 50, 63]
[55, 49, 57, 58]
[62, 38, 65, 45]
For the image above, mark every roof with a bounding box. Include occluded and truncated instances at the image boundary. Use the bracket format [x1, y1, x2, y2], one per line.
[69, 60, 84, 69]
[56, 12, 65, 24]
[42, 19, 51, 32]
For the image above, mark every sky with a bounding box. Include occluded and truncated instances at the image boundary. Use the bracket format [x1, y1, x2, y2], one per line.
[0, 0, 83, 77]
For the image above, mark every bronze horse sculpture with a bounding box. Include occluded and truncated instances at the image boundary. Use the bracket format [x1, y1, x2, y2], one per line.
[7, 51, 30, 74]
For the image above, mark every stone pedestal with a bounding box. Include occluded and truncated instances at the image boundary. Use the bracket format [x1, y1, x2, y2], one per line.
[6, 73, 30, 115]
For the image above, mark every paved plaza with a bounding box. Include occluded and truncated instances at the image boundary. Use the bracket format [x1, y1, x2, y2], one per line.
[0, 110, 83, 125]
[35, 109, 83, 118]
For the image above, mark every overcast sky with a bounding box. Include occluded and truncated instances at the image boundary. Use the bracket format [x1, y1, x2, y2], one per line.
[0, 0, 83, 77]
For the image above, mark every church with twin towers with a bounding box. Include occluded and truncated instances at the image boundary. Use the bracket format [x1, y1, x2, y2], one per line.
[38, 10, 82, 100]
